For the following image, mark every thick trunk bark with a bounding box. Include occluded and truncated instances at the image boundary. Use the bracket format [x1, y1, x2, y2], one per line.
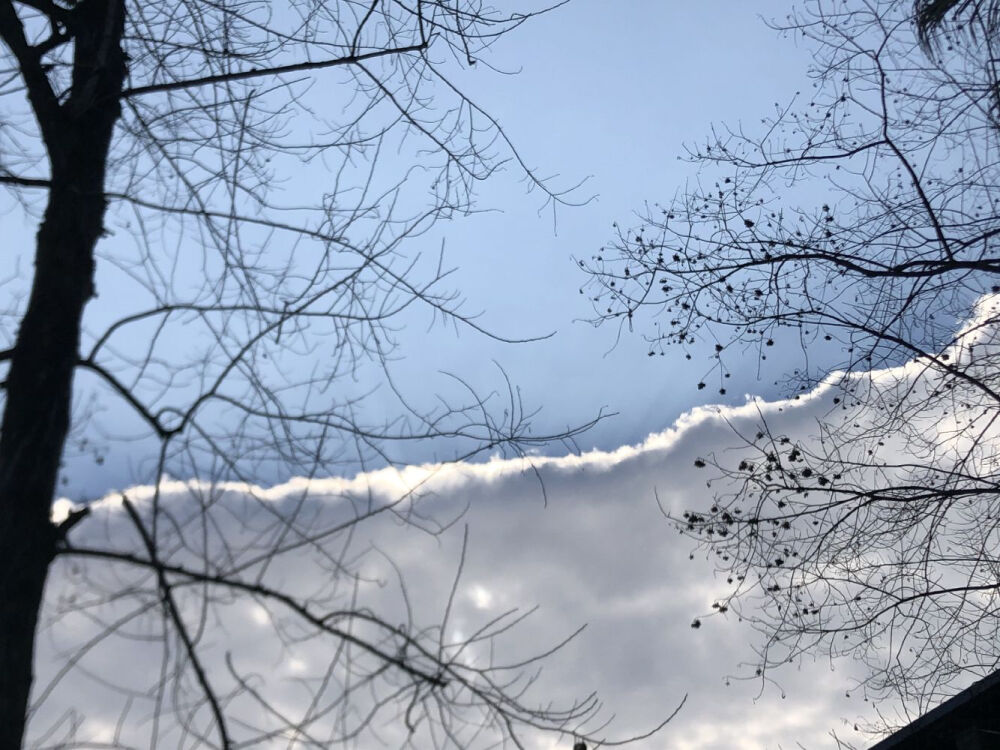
[0, 183, 103, 750]
[0, 1, 126, 746]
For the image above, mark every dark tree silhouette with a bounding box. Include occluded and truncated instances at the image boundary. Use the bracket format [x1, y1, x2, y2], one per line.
[915, 0, 1000, 114]
[915, 0, 1000, 47]
[583, 0, 1000, 723]
[0, 1, 672, 748]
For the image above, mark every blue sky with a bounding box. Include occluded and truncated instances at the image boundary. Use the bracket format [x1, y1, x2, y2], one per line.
[381, 0, 817, 454]
[25, 0, 821, 498]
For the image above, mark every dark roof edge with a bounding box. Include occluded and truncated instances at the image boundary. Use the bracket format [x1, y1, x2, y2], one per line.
[868, 669, 1000, 749]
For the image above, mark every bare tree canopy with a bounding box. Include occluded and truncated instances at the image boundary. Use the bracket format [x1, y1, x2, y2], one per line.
[583, 0, 1000, 726]
[0, 1, 672, 748]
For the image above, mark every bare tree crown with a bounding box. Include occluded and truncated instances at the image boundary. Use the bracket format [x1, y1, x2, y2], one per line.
[582, 0, 1000, 727]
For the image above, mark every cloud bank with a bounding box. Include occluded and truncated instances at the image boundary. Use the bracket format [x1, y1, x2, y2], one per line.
[42, 294, 1000, 748]
[36, 425, 881, 748]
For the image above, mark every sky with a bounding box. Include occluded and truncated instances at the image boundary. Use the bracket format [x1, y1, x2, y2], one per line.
[17, 0, 819, 498]
[374, 0, 818, 453]
[9, 0, 972, 748]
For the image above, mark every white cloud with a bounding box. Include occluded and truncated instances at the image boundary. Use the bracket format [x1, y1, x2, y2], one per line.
[34, 429, 876, 749]
[41, 294, 1000, 748]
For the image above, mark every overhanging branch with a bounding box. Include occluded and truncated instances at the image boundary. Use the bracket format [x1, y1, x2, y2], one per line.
[121, 42, 427, 98]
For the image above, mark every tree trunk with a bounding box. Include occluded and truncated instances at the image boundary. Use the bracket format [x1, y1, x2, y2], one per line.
[0, 1, 126, 746]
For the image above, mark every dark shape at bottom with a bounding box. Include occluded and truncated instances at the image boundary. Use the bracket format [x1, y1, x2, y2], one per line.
[869, 670, 1000, 749]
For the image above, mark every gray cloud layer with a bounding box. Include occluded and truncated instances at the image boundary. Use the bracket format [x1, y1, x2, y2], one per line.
[47, 289, 999, 748]
[36, 388, 896, 748]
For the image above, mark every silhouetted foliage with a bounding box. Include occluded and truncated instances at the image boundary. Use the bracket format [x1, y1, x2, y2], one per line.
[915, 0, 1000, 48]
